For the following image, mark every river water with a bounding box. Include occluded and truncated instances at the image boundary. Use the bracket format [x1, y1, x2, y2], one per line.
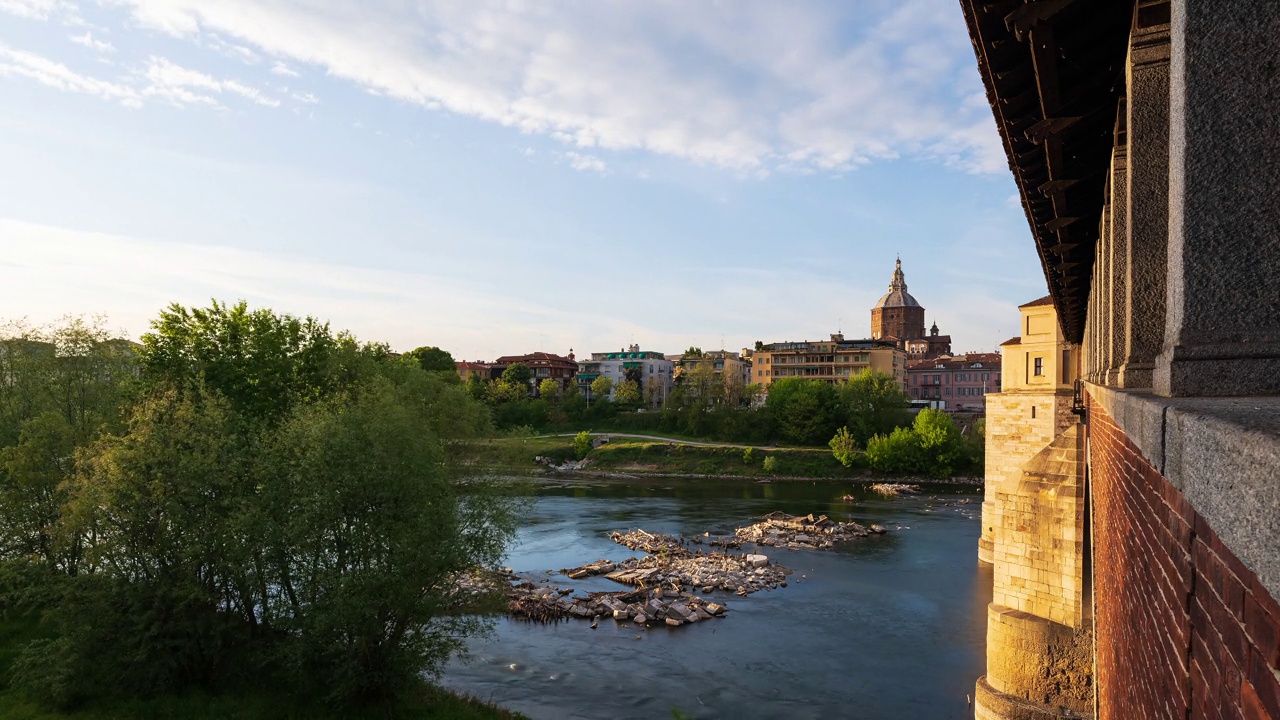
[440, 478, 990, 720]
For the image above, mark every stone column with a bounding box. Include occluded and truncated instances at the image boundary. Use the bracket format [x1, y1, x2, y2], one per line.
[1155, 0, 1280, 396]
[1095, 204, 1111, 383]
[1116, 21, 1170, 389]
[1106, 130, 1129, 387]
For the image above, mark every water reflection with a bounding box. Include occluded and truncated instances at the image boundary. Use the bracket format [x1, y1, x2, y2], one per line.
[442, 478, 989, 720]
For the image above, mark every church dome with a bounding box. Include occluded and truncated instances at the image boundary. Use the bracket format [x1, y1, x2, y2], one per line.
[874, 258, 921, 308]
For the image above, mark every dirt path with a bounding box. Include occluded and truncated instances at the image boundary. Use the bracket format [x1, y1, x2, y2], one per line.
[533, 432, 786, 451]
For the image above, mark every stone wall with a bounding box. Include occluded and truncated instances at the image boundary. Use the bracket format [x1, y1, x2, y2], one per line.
[991, 425, 1088, 628]
[1089, 392, 1280, 720]
[979, 390, 1075, 563]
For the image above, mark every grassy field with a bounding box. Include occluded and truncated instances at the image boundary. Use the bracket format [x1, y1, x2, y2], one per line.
[471, 435, 872, 479]
[0, 617, 525, 720]
[586, 440, 869, 478]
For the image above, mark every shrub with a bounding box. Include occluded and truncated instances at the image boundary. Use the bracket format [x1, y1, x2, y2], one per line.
[762, 455, 778, 474]
[573, 430, 592, 459]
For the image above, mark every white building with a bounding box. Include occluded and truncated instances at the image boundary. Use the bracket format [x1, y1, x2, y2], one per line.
[577, 344, 674, 406]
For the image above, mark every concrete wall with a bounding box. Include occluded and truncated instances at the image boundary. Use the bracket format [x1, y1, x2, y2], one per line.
[1089, 393, 1280, 720]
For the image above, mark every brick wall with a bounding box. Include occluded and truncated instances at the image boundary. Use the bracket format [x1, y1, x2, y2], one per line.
[1089, 392, 1280, 720]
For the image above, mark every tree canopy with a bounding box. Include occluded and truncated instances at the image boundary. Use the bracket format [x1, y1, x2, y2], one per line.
[404, 345, 457, 374]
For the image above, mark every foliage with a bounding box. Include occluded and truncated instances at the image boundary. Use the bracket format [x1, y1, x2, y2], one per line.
[742, 447, 754, 465]
[864, 409, 973, 478]
[499, 364, 532, 388]
[589, 376, 613, 400]
[536, 379, 559, 400]
[612, 380, 641, 405]
[828, 426, 858, 468]
[572, 431, 592, 460]
[404, 346, 457, 375]
[764, 379, 841, 445]
[837, 370, 911, 447]
[0, 303, 522, 712]
[0, 317, 136, 574]
[762, 455, 778, 474]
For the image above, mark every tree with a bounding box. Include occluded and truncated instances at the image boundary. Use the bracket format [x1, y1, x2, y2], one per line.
[573, 430, 592, 459]
[682, 347, 703, 359]
[499, 363, 532, 388]
[5, 302, 522, 709]
[765, 378, 840, 445]
[0, 316, 135, 573]
[864, 409, 966, 478]
[404, 346, 456, 374]
[590, 376, 613, 400]
[644, 377, 663, 407]
[537, 378, 560, 400]
[762, 455, 778, 474]
[829, 426, 858, 467]
[138, 300, 348, 422]
[837, 369, 911, 447]
[613, 379, 641, 405]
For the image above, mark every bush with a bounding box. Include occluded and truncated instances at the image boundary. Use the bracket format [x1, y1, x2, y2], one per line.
[742, 447, 754, 464]
[762, 456, 778, 474]
[828, 426, 857, 467]
[573, 430, 592, 459]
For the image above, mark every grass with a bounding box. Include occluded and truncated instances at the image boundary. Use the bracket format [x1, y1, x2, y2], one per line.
[0, 617, 525, 720]
[582, 440, 869, 478]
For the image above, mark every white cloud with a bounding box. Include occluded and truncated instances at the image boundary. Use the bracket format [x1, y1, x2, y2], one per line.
[270, 61, 298, 77]
[563, 151, 606, 173]
[69, 31, 115, 54]
[107, 0, 1001, 174]
[142, 56, 279, 108]
[0, 42, 141, 106]
[0, 0, 60, 20]
[290, 90, 317, 104]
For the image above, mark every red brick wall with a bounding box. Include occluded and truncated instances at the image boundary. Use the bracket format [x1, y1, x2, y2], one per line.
[1089, 393, 1280, 720]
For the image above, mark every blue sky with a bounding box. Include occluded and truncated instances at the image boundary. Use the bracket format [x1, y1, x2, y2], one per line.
[1, 0, 1047, 360]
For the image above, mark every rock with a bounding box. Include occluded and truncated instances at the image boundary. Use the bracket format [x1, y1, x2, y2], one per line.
[695, 607, 713, 620]
[870, 524, 887, 534]
[705, 603, 726, 616]
[665, 618, 682, 627]
[746, 554, 769, 568]
[702, 586, 713, 593]
[634, 614, 647, 624]
[613, 609, 630, 620]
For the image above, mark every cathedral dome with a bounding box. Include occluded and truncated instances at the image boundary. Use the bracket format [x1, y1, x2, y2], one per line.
[874, 258, 921, 308]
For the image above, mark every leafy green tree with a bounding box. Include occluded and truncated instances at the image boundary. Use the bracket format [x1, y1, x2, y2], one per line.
[765, 378, 840, 445]
[573, 430, 592, 459]
[837, 369, 910, 447]
[864, 409, 966, 477]
[613, 379, 641, 405]
[138, 300, 348, 422]
[485, 381, 527, 405]
[829, 426, 858, 467]
[742, 447, 754, 464]
[537, 378, 560, 399]
[500, 363, 532, 388]
[866, 426, 923, 474]
[590, 375, 613, 400]
[682, 347, 703, 359]
[762, 455, 778, 474]
[0, 316, 135, 573]
[403, 346, 456, 374]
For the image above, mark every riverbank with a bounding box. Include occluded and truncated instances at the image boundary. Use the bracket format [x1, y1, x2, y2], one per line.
[0, 618, 526, 720]
[466, 436, 983, 485]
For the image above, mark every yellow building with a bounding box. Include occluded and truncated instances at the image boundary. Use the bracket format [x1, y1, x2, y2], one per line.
[751, 333, 906, 390]
[978, 295, 1079, 565]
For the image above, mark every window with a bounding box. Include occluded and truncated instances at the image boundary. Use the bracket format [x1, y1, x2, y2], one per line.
[982, 373, 990, 381]
[1031, 405, 1037, 419]
[1034, 357, 1044, 376]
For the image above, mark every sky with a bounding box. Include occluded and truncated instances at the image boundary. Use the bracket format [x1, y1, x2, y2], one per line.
[0, 0, 1049, 360]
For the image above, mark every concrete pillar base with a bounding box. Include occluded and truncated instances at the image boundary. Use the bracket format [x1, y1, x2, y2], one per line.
[1116, 361, 1154, 389]
[975, 676, 1091, 720]
[978, 535, 994, 564]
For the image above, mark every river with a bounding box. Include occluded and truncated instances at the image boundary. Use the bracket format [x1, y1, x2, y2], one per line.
[440, 477, 991, 720]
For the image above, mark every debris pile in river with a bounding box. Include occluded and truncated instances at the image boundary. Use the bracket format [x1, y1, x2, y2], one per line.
[731, 511, 886, 550]
[869, 483, 919, 495]
[607, 530, 791, 595]
[562, 558, 618, 579]
[506, 581, 729, 627]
